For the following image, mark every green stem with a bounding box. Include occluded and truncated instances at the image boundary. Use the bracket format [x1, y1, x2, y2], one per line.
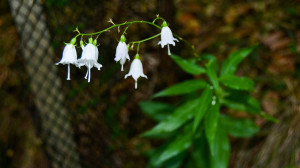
[122, 26, 129, 35]
[130, 33, 160, 44]
[173, 34, 201, 59]
[75, 20, 161, 38]
[152, 17, 165, 24]
[74, 20, 201, 59]
[137, 43, 140, 53]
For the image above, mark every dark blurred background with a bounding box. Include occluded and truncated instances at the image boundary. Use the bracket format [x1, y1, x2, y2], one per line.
[0, 0, 300, 168]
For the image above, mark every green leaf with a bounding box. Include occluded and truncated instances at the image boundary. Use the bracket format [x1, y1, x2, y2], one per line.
[219, 75, 254, 91]
[153, 80, 207, 98]
[220, 45, 257, 76]
[170, 54, 206, 75]
[163, 152, 186, 168]
[155, 132, 193, 166]
[221, 89, 260, 114]
[211, 127, 230, 168]
[142, 97, 201, 138]
[193, 86, 213, 132]
[206, 56, 218, 72]
[206, 57, 221, 94]
[139, 101, 175, 121]
[219, 115, 259, 137]
[186, 135, 210, 168]
[146, 142, 169, 168]
[259, 112, 279, 123]
[202, 53, 216, 61]
[205, 100, 220, 155]
[147, 145, 186, 168]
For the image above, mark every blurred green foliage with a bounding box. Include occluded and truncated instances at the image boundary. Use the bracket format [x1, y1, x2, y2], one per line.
[140, 46, 266, 168]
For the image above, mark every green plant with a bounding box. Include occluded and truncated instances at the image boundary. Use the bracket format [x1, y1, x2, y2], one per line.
[140, 46, 277, 168]
[57, 15, 277, 167]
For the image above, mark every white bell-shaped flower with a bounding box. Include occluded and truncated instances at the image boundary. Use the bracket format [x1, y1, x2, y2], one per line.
[115, 35, 130, 71]
[56, 38, 77, 80]
[125, 54, 147, 89]
[158, 21, 179, 55]
[77, 38, 102, 83]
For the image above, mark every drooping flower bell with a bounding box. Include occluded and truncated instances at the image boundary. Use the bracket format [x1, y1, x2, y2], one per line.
[56, 38, 77, 80]
[77, 38, 102, 83]
[125, 54, 147, 89]
[158, 21, 179, 55]
[115, 35, 130, 71]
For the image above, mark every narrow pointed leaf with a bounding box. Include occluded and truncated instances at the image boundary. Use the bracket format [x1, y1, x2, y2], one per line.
[220, 115, 259, 137]
[153, 80, 207, 98]
[202, 53, 216, 61]
[220, 90, 260, 114]
[220, 45, 257, 76]
[211, 127, 230, 168]
[163, 152, 186, 168]
[139, 101, 175, 121]
[146, 142, 169, 167]
[205, 101, 220, 155]
[193, 86, 213, 132]
[206, 57, 221, 94]
[142, 97, 201, 138]
[148, 144, 186, 168]
[259, 112, 279, 123]
[170, 54, 206, 75]
[155, 132, 193, 166]
[220, 75, 254, 91]
[186, 135, 210, 168]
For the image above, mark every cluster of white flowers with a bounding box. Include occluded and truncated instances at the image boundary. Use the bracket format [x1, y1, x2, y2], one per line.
[56, 21, 178, 89]
[56, 38, 102, 83]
